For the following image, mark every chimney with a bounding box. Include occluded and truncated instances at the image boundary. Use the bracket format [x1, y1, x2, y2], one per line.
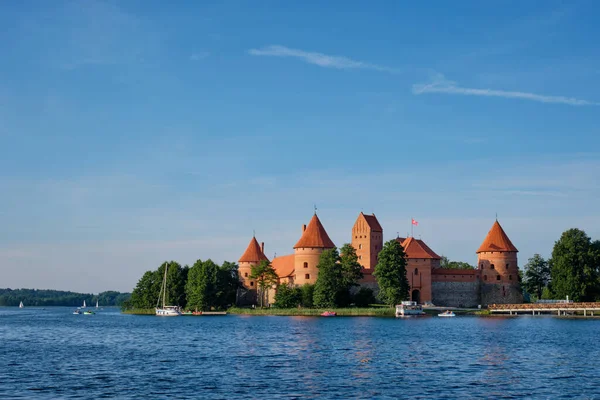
[302, 224, 307, 233]
[261, 242, 265, 254]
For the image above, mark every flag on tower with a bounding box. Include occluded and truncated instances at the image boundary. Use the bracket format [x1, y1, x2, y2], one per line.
[412, 218, 418, 226]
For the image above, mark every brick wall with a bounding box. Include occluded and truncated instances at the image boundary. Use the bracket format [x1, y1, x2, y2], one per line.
[431, 281, 481, 308]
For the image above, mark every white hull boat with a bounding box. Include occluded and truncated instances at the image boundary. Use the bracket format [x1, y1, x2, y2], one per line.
[396, 301, 426, 317]
[155, 262, 181, 317]
[438, 311, 456, 317]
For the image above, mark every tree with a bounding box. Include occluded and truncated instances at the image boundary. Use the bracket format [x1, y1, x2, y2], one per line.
[353, 287, 376, 307]
[440, 256, 475, 270]
[523, 254, 550, 299]
[374, 239, 410, 306]
[300, 284, 315, 308]
[549, 229, 600, 302]
[338, 244, 364, 306]
[186, 259, 219, 311]
[313, 248, 343, 308]
[215, 261, 241, 309]
[274, 283, 301, 308]
[250, 260, 278, 308]
[130, 270, 162, 309]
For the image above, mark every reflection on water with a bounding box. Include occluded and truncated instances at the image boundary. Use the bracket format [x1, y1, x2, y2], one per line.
[1, 308, 599, 399]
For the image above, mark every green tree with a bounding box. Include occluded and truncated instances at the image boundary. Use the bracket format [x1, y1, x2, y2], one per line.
[374, 239, 410, 306]
[186, 259, 220, 311]
[523, 254, 550, 299]
[274, 284, 301, 308]
[130, 270, 162, 309]
[313, 248, 343, 308]
[549, 229, 600, 302]
[440, 256, 475, 269]
[250, 260, 278, 308]
[338, 244, 364, 306]
[300, 284, 315, 308]
[353, 287, 376, 307]
[215, 261, 241, 309]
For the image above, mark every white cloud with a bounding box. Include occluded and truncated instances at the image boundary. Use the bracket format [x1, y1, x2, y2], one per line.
[413, 73, 599, 106]
[248, 45, 400, 73]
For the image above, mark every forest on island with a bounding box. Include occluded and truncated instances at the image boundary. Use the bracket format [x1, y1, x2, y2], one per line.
[0, 289, 131, 307]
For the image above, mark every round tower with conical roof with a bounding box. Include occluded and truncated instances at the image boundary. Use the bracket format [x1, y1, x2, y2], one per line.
[477, 220, 523, 305]
[293, 213, 335, 285]
[238, 236, 269, 290]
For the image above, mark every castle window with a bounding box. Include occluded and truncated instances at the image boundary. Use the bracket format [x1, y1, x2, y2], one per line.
[483, 275, 487, 281]
[359, 244, 362, 249]
[496, 275, 501, 281]
[359, 255, 362, 260]
[250, 282, 254, 287]
[244, 272, 248, 277]
[506, 263, 509, 268]
[303, 262, 308, 269]
[305, 274, 310, 280]
[490, 264, 495, 270]
[414, 268, 418, 275]
[480, 263, 483, 268]
[509, 275, 513, 280]
[375, 245, 377, 250]
[355, 236, 357, 239]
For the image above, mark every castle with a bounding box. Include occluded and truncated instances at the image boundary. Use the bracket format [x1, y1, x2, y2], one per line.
[238, 212, 523, 307]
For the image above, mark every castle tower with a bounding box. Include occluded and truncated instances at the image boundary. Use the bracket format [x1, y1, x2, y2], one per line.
[351, 212, 383, 271]
[238, 236, 269, 290]
[293, 213, 335, 285]
[396, 236, 440, 304]
[477, 220, 523, 305]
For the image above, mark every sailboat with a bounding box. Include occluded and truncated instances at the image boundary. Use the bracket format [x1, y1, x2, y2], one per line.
[155, 262, 181, 317]
[82, 300, 86, 309]
[19, 301, 24, 308]
[95, 300, 99, 309]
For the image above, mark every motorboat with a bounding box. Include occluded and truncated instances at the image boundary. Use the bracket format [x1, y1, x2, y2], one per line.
[155, 262, 182, 317]
[73, 309, 82, 315]
[438, 310, 456, 317]
[83, 310, 95, 315]
[321, 311, 337, 317]
[395, 301, 425, 317]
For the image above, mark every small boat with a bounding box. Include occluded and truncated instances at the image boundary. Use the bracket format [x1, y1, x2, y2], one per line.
[83, 310, 95, 315]
[155, 262, 181, 317]
[321, 311, 337, 317]
[82, 300, 86, 309]
[438, 310, 456, 317]
[95, 300, 99, 309]
[73, 309, 82, 315]
[192, 311, 203, 316]
[19, 301, 24, 308]
[395, 301, 426, 317]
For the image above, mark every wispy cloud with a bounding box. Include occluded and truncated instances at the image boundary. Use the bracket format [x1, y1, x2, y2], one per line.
[248, 45, 400, 73]
[413, 73, 599, 106]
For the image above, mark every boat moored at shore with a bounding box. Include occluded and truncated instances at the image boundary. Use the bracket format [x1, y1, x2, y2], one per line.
[395, 301, 426, 317]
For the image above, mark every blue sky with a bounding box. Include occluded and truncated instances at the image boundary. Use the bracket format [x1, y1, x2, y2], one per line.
[1, 1, 599, 293]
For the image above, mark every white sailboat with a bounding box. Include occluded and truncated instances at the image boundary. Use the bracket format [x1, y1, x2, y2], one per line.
[19, 301, 24, 308]
[156, 262, 181, 317]
[82, 300, 86, 309]
[95, 300, 99, 309]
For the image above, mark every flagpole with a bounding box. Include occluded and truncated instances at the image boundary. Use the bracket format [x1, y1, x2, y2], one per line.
[411, 217, 413, 238]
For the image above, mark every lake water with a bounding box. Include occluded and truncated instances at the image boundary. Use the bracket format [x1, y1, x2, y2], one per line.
[1, 308, 599, 399]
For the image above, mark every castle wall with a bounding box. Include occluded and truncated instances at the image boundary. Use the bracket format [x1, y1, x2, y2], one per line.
[351, 219, 382, 271]
[477, 251, 519, 284]
[432, 281, 481, 308]
[239, 261, 256, 289]
[480, 283, 523, 307]
[406, 259, 433, 303]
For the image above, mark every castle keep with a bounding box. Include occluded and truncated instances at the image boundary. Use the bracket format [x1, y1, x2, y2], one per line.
[238, 212, 522, 307]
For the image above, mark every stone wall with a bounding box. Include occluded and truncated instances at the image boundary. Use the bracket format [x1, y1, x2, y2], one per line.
[480, 283, 523, 307]
[432, 281, 481, 308]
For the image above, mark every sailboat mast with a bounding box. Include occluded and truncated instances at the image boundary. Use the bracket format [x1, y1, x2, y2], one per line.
[163, 262, 168, 308]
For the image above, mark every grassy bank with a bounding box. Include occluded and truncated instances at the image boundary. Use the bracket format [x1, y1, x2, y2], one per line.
[227, 306, 396, 317]
[122, 308, 155, 315]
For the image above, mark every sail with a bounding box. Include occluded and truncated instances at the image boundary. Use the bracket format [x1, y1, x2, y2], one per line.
[96, 300, 99, 308]
[83, 300, 86, 308]
[19, 301, 23, 308]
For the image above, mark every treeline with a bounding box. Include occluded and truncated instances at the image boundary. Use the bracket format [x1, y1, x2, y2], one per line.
[124, 260, 240, 311]
[523, 228, 600, 302]
[439, 256, 475, 270]
[0, 289, 131, 307]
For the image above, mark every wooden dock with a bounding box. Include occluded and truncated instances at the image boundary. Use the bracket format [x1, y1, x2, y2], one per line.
[489, 302, 600, 316]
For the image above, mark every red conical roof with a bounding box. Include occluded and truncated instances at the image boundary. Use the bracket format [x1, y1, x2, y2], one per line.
[238, 237, 269, 263]
[476, 221, 518, 253]
[293, 214, 336, 249]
